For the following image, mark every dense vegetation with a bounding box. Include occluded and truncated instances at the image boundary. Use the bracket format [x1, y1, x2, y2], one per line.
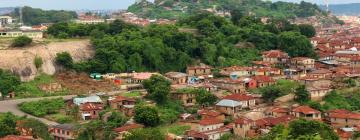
[12, 36, 32, 47]
[258, 119, 339, 140]
[18, 98, 65, 117]
[0, 69, 21, 97]
[11, 6, 77, 25]
[0, 112, 51, 139]
[47, 12, 316, 74]
[128, 0, 326, 19]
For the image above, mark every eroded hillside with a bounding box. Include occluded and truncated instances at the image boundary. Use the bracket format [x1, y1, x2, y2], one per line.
[0, 39, 94, 81]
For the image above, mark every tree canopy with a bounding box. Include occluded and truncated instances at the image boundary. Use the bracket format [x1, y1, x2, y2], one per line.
[11, 6, 77, 25]
[0, 69, 21, 97]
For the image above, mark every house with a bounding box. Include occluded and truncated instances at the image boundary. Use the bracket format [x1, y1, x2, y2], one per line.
[266, 107, 290, 118]
[74, 15, 105, 24]
[171, 90, 197, 106]
[187, 64, 212, 76]
[252, 75, 275, 88]
[307, 69, 333, 79]
[49, 124, 77, 140]
[307, 86, 332, 101]
[210, 78, 246, 93]
[0, 16, 13, 27]
[325, 109, 360, 128]
[113, 123, 144, 140]
[290, 57, 315, 70]
[79, 103, 104, 120]
[129, 72, 158, 84]
[73, 96, 102, 106]
[261, 50, 289, 64]
[350, 56, 360, 68]
[215, 94, 256, 115]
[186, 118, 231, 140]
[219, 66, 252, 77]
[108, 96, 136, 116]
[198, 109, 225, 121]
[254, 115, 296, 129]
[233, 117, 254, 138]
[0, 29, 43, 38]
[165, 72, 188, 84]
[291, 106, 321, 120]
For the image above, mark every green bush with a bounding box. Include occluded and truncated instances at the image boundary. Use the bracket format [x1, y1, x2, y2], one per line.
[34, 56, 43, 69]
[12, 36, 32, 47]
[19, 98, 65, 117]
[55, 52, 73, 69]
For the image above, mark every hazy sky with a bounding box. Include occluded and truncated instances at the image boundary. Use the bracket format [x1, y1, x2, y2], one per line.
[0, 0, 358, 10]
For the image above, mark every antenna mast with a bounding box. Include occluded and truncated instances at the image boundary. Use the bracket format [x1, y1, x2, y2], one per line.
[19, 6, 23, 26]
[324, 0, 329, 12]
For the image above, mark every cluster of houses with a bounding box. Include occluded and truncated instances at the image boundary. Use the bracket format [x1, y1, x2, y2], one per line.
[109, 11, 176, 26]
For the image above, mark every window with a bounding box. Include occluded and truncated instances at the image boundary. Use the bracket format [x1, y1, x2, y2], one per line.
[93, 111, 96, 115]
[66, 131, 70, 135]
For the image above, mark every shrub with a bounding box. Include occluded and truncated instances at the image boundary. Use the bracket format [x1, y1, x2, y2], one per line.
[12, 36, 32, 47]
[55, 52, 73, 69]
[34, 56, 43, 69]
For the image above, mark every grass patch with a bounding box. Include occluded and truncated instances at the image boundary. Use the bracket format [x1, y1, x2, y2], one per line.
[14, 73, 69, 98]
[123, 91, 141, 98]
[19, 98, 65, 117]
[46, 113, 73, 124]
[159, 124, 191, 136]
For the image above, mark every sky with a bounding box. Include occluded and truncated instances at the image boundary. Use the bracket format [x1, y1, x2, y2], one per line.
[0, 0, 358, 10]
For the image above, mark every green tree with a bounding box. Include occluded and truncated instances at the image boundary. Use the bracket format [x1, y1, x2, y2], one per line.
[294, 85, 310, 103]
[288, 119, 339, 140]
[278, 31, 316, 57]
[55, 52, 74, 69]
[260, 86, 282, 103]
[106, 111, 129, 128]
[298, 24, 316, 38]
[134, 105, 160, 127]
[0, 69, 21, 97]
[34, 56, 43, 69]
[142, 75, 171, 104]
[195, 89, 218, 106]
[0, 113, 18, 137]
[12, 36, 32, 47]
[123, 128, 165, 140]
[20, 118, 52, 140]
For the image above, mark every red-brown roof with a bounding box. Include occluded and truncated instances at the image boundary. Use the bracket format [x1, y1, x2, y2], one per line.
[256, 115, 296, 127]
[113, 123, 144, 133]
[80, 103, 104, 111]
[262, 50, 289, 58]
[252, 75, 275, 83]
[223, 94, 255, 101]
[292, 57, 313, 61]
[198, 118, 223, 126]
[292, 106, 320, 114]
[198, 110, 222, 117]
[328, 109, 360, 120]
[185, 130, 209, 139]
[234, 117, 253, 125]
[271, 107, 289, 113]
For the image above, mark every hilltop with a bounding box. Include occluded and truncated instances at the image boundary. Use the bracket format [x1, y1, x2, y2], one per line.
[128, 0, 327, 19]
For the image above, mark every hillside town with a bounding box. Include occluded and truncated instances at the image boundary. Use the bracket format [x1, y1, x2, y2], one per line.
[2, 0, 360, 140]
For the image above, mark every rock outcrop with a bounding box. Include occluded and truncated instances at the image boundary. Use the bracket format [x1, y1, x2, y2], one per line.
[0, 40, 94, 81]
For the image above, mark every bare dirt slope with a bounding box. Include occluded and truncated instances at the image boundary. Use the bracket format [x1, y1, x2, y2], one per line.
[0, 39, 94, 81]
